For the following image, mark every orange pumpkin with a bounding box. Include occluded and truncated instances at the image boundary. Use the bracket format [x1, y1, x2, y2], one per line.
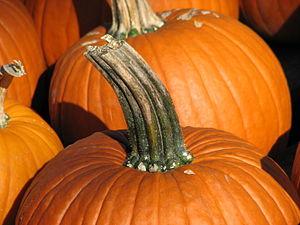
[0, 0, 46, 106]
[21, 0, 111, 66]
[0, 61, 63, 224]
[240, 0, 300, 43]
[17, 39, 300, 225]
[148, 0, 239, 18]
[50, 0, 291, 156]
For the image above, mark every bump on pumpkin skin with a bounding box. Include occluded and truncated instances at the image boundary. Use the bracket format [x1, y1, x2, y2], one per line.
[194, 20, 204, 28]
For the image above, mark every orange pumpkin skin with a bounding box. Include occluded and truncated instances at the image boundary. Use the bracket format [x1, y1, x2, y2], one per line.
[0, 0, 46, 106]
[50, 9, 291, 154]
[0, 99, 63, 225]
[148, 0, 239, 18]
[240, 0, 300, 42]
[22, 0, 111, 66]
[16, 128, 300, 225]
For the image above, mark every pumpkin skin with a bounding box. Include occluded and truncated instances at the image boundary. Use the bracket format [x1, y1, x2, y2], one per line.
[292, 144, 300, 193]
[16, 128, 300, 225]
[0, 99, 63, 225]
[0, 0, 46, 106]
[148, 0, 239, 18]
[21, 0, 111, 66]
[50, 9, 291, 155]
[240, 0, 300, 43]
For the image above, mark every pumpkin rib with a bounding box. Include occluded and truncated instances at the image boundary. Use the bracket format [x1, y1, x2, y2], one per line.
[203, 167, 254, 223]
[85, 63, 93, 111]
[10, 125, 58, 156]
[170, 172, 195, 224]
[0, 133, 11, 220]
[194, 166, 228, 223]
[93, 169, 133, 223]
[186, 29, 249, 138]
[253, 0, 273, 35]
[205, 161, 296, 223]
[3, 1, 37, 97]
[204, 21, 283, 137]
[0, 20, 33, 100]
[202, 26, 269, 144]
[54, 166, 115, 225]
[202, 164, 277, 224]
[5, 129, 40, 170]
[171, 32, 222, 129]
[29, 164, 120, 224]
[115, 172, 148, 225]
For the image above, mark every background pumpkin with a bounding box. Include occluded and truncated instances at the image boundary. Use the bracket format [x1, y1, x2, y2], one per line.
[0, 61, 63, 225]
[148, 0, 239, 18]
[21, 0, 112, 66]
[50, 2, 291, 156]
[0, 0, 46, 106]
[17, 39, 300, 225]
[240, 0, 300, 43]
[292, 144, 300, 193]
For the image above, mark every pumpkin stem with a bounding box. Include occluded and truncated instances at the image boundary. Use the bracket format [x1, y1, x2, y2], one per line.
[109, 0, 164, 39]
[0, 60, 26, 128]
[85, 34, 193, 172]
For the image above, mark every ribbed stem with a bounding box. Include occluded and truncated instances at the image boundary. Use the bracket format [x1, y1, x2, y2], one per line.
[85, 35, 192, 172]
[0, 60, 25, 128]
[109, 0, 164, 39]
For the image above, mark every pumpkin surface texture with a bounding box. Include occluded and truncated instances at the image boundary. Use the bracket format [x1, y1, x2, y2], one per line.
[0, 61, 63, 225]
[50, 0, 291, 155]
[21, 0, 111, 66]
[0, 0, 46, 106]
[240, 0, 300, 43]
[17, 36, 300, 225]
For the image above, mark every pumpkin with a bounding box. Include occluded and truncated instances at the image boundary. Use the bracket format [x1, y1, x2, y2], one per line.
[0, 0, 46, 106]
[21, 0, 111, 66]
[148, 0, 239, 18]
[240, 0, 300, 43]
[292, 144, 300, 192]
[0, 61, 63, 225]
[17, 37, 300, 225]
[50, 0, 291, 156]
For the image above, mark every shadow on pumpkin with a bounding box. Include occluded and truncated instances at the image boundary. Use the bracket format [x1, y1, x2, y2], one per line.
[270, 6, 300, 44]
[56, 103, 108, 147]
[261, 155, 300, 208]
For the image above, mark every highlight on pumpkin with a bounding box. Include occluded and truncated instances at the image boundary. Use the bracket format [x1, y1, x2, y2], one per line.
[0, 60, 26, 128]
[85, 34, 193, 172]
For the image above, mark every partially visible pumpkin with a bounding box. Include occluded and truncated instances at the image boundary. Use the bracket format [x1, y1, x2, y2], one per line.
[50, 2, 291, 156]
[0, 61, 63, 225]
[17, 38, 300, 225]
[240, 0, 300, 43]
[21, 0, 111, 66]
[292, 144, 300, 193]
[0, 0, 46, 106]
[148, 0, 239, 18]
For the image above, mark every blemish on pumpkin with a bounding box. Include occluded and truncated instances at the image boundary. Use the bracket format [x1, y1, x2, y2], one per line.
[177, 8, 201, 21]
[160, 10, 172, 20]
[225, 174, 230, 182]
[184, 169, 195, 175]
[201, 10, 211, 15]
[194, 21, 203, 28]
[212, 12, 220, 18]
[81, 40, 98, 47]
